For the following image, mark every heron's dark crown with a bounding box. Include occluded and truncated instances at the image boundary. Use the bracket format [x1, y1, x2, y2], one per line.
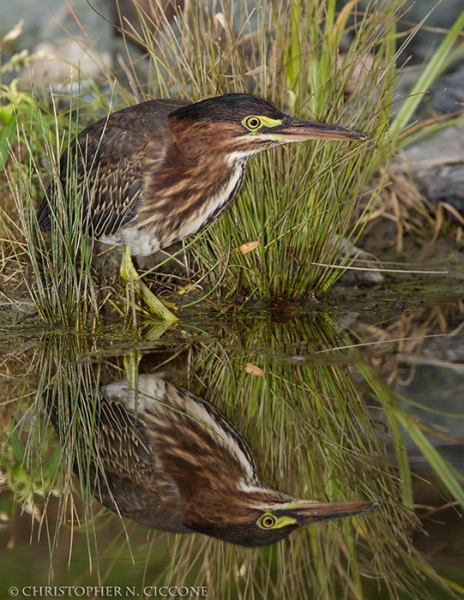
[169, 93, 286, 124]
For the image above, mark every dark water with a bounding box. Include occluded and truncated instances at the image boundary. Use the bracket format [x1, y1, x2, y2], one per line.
[1, 282, 464, 600]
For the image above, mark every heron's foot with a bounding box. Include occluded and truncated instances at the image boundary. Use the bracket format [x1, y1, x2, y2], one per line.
[138, 281, 179, 323]
[175, 283, 198, 297]
[120, 246, 179, 324]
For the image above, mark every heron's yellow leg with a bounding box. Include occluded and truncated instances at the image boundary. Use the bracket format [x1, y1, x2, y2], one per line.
[120, 246, 179, 324]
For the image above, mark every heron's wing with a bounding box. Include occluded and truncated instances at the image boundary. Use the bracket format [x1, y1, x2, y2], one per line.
[46, 385, 189, 531]
[37, 99, 190, 238]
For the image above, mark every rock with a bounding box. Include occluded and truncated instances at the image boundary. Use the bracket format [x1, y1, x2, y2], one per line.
[108, 0, 184, 48]
[0, 0, 113, 55]
[400, 125, 464, 218]
[427, 71, 464, 115]
[383, 0, 464, 66]
[31, 40, 112, 85]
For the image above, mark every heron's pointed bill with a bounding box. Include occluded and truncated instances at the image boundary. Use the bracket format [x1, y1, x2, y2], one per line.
[276, 117, 367, 143]
[283, 499, 379, 525]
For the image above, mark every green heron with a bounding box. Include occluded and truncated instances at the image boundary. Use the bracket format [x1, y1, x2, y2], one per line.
[48, 374, 378, 546]
[38, 94, 366, 322]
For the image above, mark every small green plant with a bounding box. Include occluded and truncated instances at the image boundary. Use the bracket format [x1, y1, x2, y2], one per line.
[1, 409, 62, 514]
[0, 80, 33, 171]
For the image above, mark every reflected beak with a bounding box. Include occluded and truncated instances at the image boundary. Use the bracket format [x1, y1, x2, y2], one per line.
[284, 500, 379, 524]
[276, 117, 367, 142]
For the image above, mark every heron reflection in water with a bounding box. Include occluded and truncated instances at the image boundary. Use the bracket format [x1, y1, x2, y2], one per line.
[48, 374, 378, 546]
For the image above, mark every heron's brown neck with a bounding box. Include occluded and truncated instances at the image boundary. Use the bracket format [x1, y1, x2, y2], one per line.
[136, 121, 249, 247]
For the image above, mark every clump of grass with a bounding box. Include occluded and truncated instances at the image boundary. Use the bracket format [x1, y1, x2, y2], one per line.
[113, 0, 395, 299]
[2, 111, 97, 324]
[103, 0, 463, 305]
[0, 74, 123, 324]
[0, 23, 133, 323]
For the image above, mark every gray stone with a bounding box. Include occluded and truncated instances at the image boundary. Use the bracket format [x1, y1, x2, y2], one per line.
[401, 125, 464, 217]
[0, 0, 114, 83]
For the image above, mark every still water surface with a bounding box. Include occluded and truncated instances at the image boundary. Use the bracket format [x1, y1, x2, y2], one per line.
[1, 281, 463, 599]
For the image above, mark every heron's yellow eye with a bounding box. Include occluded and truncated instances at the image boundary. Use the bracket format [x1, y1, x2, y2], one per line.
[245, 116, 262, 130]
[258, 513, 277, 529]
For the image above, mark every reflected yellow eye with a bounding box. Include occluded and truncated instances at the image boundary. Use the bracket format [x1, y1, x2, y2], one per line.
[244, 116, 262, 130]
[258, 513, 277, 529]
